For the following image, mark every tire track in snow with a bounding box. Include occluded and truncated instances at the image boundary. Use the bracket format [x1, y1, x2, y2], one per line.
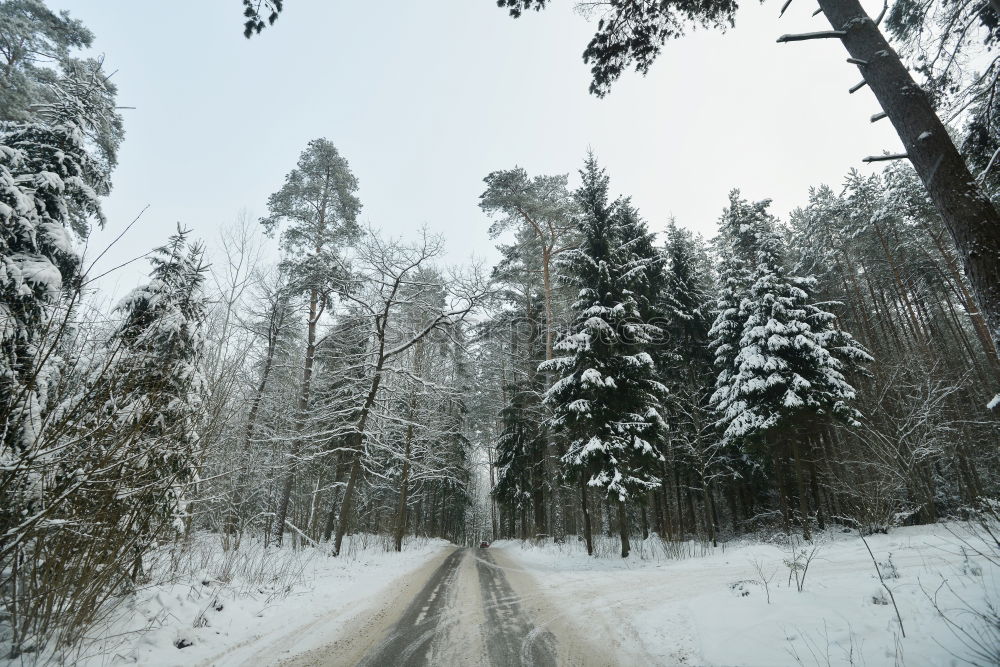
[475, 549, 557, 666]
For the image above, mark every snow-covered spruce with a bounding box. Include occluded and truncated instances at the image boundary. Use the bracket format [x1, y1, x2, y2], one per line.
[542, 154, 667, 558]
[106, 229, 208, 540]
[708, 191, 871, 536]
[0, 85, 109, 456]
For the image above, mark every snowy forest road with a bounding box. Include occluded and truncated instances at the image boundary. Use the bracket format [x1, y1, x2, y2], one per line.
[357, 547, 556, 666]
[279, 546, 616, 667]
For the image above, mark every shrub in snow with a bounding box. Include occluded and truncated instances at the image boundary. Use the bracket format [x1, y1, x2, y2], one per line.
[877, 553, 899, 580]
[729, 579, 755, 598]
[871, 588, 889, 605]
[749, 556, 778, 604]
[783, 539, 821, 593]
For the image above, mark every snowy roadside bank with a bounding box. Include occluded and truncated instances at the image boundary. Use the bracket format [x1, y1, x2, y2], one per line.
[50, 535, 450, 667]
[494, 523, 999, 666]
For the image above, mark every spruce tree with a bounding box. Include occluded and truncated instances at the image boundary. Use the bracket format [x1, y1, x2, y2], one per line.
[493, 380, 543, 538]
[661, 221, 713, 369]
[54, 228, 209, 584]
[543, 155, 666, 557]
[112, 229, 208, 547]
[0, 86, 110, 444]
[709, 192, 871, 537]
[0, 73, 114, 565]
[657, 221, 721, 541]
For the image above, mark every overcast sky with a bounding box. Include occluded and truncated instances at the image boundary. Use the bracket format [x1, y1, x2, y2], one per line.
[57, 0, 899, 296]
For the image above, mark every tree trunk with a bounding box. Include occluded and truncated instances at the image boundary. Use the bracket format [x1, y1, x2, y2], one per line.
[685, 480, 698, 538]
[640, 501, 649, 541]
[659, 461, 674, 540]
[815, 0, 1000, 354]
[333, 452, 363, 556]
[330, 305, 394, 556]
[808, 452, 826, 531]
[775, 458, 792, 534]
[393, 427, 414, 552]
[322, 455, 346, 542]
[791, 440, 812, 540]
[225, 331, 279, 536]
[652, 489, 665, 537]
[393, 344, 424, 552]
[272, 287, 321, 546]
[706, 482, 720, 547]
[700, 485, 716, 547]
[674, 467, 685, 538]
[531, 442, 547, 537]
[617, 500, 630, 558]
[726, 484, 740, 535]
[927, 229, 1000, 378]
[539, 248, 566, 543]
[580, 475, 593, 556]
[487, 444, 498, 542]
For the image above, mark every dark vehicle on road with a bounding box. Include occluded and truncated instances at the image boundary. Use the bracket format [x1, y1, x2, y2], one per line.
[479, 541, 490, 548]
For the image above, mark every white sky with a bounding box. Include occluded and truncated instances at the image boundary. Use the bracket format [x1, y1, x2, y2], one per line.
[56, 0, 899, 296]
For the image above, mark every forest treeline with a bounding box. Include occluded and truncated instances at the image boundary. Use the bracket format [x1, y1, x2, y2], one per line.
[1, 0, 1000, 660]
[478, 156, 1000, 558]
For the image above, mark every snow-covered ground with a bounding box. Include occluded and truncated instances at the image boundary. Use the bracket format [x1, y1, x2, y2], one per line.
[59, 534, 449, 667]
[495, 523, 1000, 666]
[13, 525, 997, 666]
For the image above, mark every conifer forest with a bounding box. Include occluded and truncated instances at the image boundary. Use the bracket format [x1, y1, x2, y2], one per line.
[1, 1, 1000, 665]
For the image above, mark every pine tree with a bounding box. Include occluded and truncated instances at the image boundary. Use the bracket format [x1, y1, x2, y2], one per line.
[543, 155, 666, 557]
[261, 138, 361, 545]
[1, 1, 91, 120]
[480, 166, 577, 540]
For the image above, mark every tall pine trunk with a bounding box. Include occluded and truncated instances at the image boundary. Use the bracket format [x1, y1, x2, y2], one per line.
[791, 439, 812, 540]
[815, 0, 1000, 354]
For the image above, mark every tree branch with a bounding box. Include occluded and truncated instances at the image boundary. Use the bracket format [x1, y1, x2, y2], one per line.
[777, 30, 846, 42]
